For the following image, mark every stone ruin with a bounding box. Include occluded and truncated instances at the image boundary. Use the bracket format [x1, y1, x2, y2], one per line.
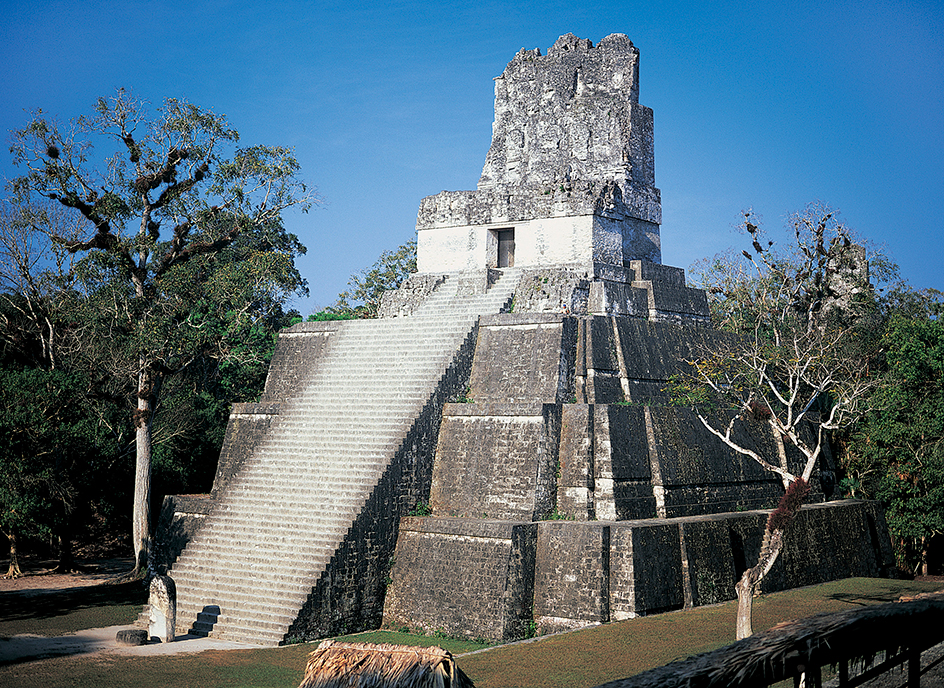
[154, 34, 894, 645]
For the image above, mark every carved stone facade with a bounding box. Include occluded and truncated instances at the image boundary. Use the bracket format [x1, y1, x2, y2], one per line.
[416, 33, 661, 276]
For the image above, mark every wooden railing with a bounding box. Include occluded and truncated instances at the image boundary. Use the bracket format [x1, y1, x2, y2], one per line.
[594, 591, 944, 688]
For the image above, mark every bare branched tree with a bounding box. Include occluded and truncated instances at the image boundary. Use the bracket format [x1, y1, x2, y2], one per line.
[672, 202, 883, 638]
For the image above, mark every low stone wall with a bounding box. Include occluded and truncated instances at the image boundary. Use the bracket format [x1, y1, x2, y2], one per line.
[385, 500, 894, 641]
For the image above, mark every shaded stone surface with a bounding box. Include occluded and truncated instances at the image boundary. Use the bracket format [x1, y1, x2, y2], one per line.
[115, 629, 148, 646]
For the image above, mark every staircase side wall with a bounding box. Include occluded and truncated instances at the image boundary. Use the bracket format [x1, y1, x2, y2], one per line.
[155, 324, 341, 572]
[210, 402, 280, 500]
[283, 324, 479, 642]
[152, 495, 214, 574]
[260, 324, 340, 403]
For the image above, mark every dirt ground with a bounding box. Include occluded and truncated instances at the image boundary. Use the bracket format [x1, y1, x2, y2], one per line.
[0, 557, 134, 593]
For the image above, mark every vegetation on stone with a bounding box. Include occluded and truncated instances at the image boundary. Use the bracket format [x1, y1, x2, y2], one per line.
[326, 238, 416, 318]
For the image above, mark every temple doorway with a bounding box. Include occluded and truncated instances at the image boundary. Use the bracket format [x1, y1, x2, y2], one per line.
[497, 229, 515, 268]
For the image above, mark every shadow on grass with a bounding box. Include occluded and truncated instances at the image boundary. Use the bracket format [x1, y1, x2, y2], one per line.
[821, 578, 939, 607]
[0, 582, 146, 623]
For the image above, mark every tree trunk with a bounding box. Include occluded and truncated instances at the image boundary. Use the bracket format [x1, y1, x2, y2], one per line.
[54, 521, 74, 573]
[133, 411, 152, 573]
[734, 571, 755, 640]
[3, 530, 23, 579]
[735, 477, 812, 639]
[132, 367, 160, 575]
[735, 527, 786, 640]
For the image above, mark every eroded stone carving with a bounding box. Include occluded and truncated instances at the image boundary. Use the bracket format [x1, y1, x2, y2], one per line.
[148, 574, 177, 643]
[416, 33, 662, 276]
[479, 33, 653, 195]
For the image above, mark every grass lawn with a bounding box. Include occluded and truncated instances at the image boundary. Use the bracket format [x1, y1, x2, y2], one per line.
[0, 577, 940, 688]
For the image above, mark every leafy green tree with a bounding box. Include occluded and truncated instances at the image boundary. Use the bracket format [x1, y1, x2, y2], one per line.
[0, 367, 122, 575]
[673, 203, 882, 638]
[330, 238, 416, 317]
[845, 313, 944, 575]
[7, 89, 314, 573]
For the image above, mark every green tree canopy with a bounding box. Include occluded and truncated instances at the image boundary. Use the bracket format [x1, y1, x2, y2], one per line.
[0, 367, 123, 575]
[845, 312, 944, 575]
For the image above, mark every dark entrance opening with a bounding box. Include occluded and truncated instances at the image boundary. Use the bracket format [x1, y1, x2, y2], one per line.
[497, 229, 515, 268]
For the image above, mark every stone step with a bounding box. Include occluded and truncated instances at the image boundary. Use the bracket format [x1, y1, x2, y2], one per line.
[186, 522, 352, 544]
[218, 487, 373, 501]
[180, 535, 340, 557]
[172, 551, 331, 573]
[207, 626, 284, 646]
[174, 581, 313, 608]
[177, 604, 302, 628]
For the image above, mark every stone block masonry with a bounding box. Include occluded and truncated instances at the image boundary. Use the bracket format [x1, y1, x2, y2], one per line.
[383, 518, 537, 641]
[384, 502, 891, 641]
[161, 271, 522, 645]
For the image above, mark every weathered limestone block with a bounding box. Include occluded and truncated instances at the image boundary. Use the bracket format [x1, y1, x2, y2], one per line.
[512, 268, 591, 314]
[680, 501, 895, 607]
[647, 405, 823, 516]
[429, 404, 560, 520]
[116, 628, 149, 646]
[557, 404, 595, 519]
[595, 404, 657, 520]
[479, 33, 654, 198]
[609, 522, 684, 619]
[533, 521, 610, 634]
[763, 500, 895, 589]
[469, 314, 576, 404]
[148, 574, 176, 643]
[378, 273, 447, 318]
[383, 518, 537, 642]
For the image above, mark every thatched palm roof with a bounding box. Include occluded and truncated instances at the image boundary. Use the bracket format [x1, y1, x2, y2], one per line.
[593, 591, 944, 688]
[297, 641, 475, 688]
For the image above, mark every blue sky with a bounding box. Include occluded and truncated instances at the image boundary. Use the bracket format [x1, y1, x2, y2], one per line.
[2, 0, 941, 313]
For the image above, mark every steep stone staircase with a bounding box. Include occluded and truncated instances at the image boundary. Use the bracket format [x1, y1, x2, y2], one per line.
[169, 269, 521, 645]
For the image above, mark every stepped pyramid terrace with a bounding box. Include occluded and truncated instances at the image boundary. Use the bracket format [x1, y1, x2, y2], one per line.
[156, 33, 894, 645]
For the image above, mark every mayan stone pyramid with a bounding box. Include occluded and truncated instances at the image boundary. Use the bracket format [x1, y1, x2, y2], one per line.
[157, 34, 894, 645]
